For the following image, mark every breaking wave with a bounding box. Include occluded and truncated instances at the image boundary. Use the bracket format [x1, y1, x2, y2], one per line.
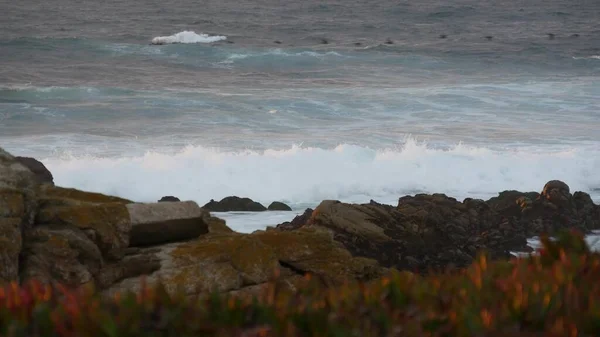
[151, 31, 226, 45]
[39, 140, 600, 208]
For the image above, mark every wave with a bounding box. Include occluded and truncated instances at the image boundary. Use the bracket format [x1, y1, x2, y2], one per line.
[39, 139, 600, 208]
[572, 55, 600, 60]
[0, 85, 134, 101]
[151, 31, 227, 45]
[226, 49, 343, 60]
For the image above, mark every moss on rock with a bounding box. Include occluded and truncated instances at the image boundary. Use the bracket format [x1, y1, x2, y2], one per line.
[36, 203, 131, 260]
[39, 186, 133, 208]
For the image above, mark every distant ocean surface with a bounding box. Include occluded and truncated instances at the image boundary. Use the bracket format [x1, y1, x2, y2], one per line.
[1, 0, 599, 233]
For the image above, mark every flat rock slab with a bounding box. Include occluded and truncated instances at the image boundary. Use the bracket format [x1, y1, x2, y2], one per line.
[127, 201, 209, 247]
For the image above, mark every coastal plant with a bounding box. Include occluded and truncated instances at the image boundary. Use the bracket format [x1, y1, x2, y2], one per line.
[0, 230, 599, 336]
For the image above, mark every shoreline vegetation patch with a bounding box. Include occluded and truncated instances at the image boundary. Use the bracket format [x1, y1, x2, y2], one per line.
[1, 230, 599, 337]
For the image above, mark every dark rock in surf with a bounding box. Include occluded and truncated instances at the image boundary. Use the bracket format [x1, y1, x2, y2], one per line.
[267, 201, 292, 211]
[15, 156, 54, 185]
[202, 196, 267, 212]
[159, 196, 180, 202]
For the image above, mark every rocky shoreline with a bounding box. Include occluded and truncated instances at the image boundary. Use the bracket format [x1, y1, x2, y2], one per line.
[2, 146, 599, 297]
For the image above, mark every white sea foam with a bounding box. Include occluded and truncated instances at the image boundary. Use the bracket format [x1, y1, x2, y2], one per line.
[572, 55, 600, 60]
[222, 49, 344, 63]
[40, 139, 600, 211]
[151, 31, 226, 45]
[512, 231, 600, 257]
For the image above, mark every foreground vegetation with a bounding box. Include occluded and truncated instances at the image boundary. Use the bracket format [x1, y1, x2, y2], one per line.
[1, 230, 599, 337]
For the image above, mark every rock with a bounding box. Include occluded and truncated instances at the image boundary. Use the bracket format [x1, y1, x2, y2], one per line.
[159, 196, 180, 202]
[95, 253, 161, 289]
[15, 156, 54, 185]
[20, 224, 103, 287]
[21, 222, 162, 290]
[34, 186, 134, 261]
[267, 201, 292, 211]
[0, 147, 39, 283]
[486, 190, 540, 216]
[127, 201, 209, 247]
[254, 227, 383, 284]
[104, 227, 384, 297]
[276, 208, 313, 231]
[278, 181, 599, 273]
[295, 196, 524, 272]
[36, 202, 131, 260]
[39, 185, 133, 208]
[202, 212, 234, 234]
[202, 196, 267, 212]
[541, 180, 571, 208]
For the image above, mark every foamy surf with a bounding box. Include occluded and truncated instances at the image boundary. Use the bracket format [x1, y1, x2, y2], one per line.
[40, 140, 600, 209]
[151, 31, 226, 45]
[511, 230, 600, 257]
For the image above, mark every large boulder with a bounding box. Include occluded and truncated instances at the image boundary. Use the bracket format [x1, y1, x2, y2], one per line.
[487, 180, 599, 234]
[104, 227, 384, 297]
[15, 156, 54, 185]
[20, 224, 103, 287]
[127, 201, 209, 247]
[304, 197, 520, 272]
[202, 196, 267, 212]
[0, 147, 39, 283]
[36, 202, 131, 260]
[279, 181, 599, 273]
[35, 186, 133, 261]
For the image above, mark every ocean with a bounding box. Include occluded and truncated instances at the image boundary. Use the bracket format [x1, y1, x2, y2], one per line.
[1, 0, 599, 236]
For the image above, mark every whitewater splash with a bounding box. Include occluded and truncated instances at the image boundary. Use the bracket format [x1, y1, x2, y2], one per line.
[151, 31, 226, 45]
[40, 140, 600, 208]
[511, 230, 600, 257]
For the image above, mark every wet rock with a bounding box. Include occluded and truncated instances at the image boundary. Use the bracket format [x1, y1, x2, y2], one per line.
[541, 180, 571, 207]
[267, 201, 292, 211]
[159, 196, 180, 202]
[202, 196, 267, 212]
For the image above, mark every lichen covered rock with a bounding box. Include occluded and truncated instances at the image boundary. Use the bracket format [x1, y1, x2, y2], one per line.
[104, 227, 384, 297]
[20, 224, 103, 287]
[0, 147, 39, 283]
[36, 202, 131, 260]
